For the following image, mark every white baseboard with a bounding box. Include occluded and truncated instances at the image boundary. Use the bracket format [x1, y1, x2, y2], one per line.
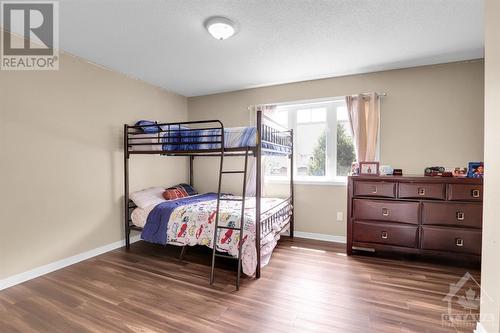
[0, 235, 141, 291]
[475, 322, 488, 333]
[294, 231, 346, 244]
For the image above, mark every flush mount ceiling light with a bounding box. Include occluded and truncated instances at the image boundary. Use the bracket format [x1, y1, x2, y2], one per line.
[204, 16, 237, 40]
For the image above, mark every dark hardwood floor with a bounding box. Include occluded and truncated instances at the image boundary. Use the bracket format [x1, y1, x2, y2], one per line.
[0, 238, 480, 333]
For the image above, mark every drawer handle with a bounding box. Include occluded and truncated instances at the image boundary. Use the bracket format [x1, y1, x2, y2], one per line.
[472, 189, 480, 198]
[381, 231, 388, 239]
[455, 238, 464, 247]
[456, 212, 465, 221]
[371, 186, 378, 194]
[418, 187, 426, 196]
[382, 208, 389, 216]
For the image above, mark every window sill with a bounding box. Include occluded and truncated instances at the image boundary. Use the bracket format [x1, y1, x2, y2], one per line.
[266, 177, 347, 186]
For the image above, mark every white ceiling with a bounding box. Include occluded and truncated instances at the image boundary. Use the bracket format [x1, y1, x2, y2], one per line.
[57, 0, 483, 97]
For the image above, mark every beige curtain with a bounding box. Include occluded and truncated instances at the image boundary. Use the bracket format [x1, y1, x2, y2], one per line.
[345, 93, 380, 162]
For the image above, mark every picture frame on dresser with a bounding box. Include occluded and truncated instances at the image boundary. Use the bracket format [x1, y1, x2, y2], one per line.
[467, 162, 484, 178]
[359, 162, 379, 175]
[346, 175, 483, 263]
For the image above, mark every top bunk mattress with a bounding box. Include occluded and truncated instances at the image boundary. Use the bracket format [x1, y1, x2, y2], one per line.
[129, 126, 256, 151]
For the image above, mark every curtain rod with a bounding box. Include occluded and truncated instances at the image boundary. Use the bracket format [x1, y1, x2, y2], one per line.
[249, 92, 387, 110]
[354, 92, 387, 97]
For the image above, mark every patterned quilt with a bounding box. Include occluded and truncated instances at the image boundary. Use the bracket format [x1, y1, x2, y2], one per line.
[133, 195, 290, 276]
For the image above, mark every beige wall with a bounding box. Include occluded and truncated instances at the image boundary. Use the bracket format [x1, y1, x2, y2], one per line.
[480, 1, 500, 332]
[188, 61, 484, 238]
[0, 30, 486, 288]
[0, 31, 188, 279]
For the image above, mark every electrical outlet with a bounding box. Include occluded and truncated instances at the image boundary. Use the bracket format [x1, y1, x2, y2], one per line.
[336, 212, 343, 222]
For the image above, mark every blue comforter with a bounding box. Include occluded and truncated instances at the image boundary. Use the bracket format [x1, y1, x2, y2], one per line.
[162, 127, 257, 151]
[141, 193, 218, 245]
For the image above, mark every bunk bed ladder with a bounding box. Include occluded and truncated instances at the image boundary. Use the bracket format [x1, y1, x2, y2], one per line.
[209, 147, 250, 290]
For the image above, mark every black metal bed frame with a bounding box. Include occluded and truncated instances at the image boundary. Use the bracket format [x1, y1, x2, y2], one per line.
[123, 110, 294, 283]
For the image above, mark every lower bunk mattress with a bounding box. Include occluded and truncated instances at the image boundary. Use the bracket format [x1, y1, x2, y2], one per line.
[131, 193, 291, 276]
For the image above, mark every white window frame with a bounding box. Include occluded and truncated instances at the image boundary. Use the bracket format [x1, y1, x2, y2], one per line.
[265, 98, 352, 186]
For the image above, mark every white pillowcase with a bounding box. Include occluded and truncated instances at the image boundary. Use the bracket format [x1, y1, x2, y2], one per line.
[129, 186, 166, 208]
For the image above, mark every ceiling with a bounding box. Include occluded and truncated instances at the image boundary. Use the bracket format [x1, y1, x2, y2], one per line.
[57, 0, 483, 96]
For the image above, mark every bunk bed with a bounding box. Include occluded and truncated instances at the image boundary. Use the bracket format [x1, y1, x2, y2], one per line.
[124, 111, 294, 289]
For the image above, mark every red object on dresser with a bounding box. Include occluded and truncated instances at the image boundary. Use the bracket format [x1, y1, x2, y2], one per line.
[347, 175, 483, 262]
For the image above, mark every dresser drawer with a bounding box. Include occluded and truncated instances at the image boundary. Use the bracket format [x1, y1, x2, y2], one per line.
[353, 199, 419, 224]
[353, 221, 418, 247]
[447, 184, 483, 201]
[422, 202, 482, 228]
[398, 183, 446, 200]
[354, 181, 396, 198]
[421, 226, 482, 255]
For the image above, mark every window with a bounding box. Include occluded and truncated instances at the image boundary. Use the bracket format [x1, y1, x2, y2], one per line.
[264, 99, 356, 183]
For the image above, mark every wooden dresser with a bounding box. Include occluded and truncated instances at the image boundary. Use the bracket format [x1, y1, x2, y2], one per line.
[347, 175, 483, 262]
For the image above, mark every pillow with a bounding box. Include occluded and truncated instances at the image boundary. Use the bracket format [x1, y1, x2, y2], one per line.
[129, 186, 165, 208]
[163, 188, 188, 200]
[177, 183, 198, 196]
[135, 120, 160, 134]
[162, 183, 198, 200]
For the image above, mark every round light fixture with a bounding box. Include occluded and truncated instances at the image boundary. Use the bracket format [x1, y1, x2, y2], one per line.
[204, 16, 237, 40]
